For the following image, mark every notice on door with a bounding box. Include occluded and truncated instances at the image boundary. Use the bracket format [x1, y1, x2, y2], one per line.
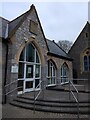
[28, 67, 32, 74]
[11, 65, 18, 73]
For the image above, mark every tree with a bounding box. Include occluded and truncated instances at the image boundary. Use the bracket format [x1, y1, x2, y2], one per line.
[57, 40, 73, 53]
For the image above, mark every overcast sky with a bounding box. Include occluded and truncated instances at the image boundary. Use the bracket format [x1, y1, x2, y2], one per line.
[1, 2, 88, 43]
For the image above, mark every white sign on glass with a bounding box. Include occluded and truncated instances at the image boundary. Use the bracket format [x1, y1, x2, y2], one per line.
[11, 65, 18, 73]
[28, 67, 32, 74]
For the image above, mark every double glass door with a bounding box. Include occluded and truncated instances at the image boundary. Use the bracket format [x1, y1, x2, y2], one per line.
[24, 64, 40, 92]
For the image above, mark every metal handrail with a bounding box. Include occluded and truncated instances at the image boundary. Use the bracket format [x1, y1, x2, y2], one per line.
[73, 78, 88, 80]
[5, 86, 23, 95]
[34, 80, 43, 113]
[70, 80, 79, 93]
[69, 80, 79, 118]
[4, 79, 19, 88]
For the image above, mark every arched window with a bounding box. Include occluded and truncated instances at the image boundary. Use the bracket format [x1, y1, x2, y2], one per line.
[83, 49, 90, 71]
[47, 60, 56, 86]
[61, 63, 69, 84]
[18, 43, 41, 93]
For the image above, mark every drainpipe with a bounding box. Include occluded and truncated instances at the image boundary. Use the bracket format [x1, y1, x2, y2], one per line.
[3, 41, 8, 104]
[3, 23, 9, 104]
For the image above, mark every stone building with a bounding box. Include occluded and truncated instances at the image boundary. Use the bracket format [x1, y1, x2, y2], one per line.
[1, 4, 73, 103]
[69, 21, 90, 84]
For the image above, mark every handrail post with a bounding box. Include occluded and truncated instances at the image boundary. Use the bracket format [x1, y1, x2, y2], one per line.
[42, 80, 44, 100]
[33, 80, 43, 114]
[69, 80, 71, 100]
[77, 91, 79, 118]
[34, 87, 35, 114]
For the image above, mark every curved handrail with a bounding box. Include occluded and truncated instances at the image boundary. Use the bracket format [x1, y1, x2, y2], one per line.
[34, 80, 43, 113]
[69, 80, 79, 118]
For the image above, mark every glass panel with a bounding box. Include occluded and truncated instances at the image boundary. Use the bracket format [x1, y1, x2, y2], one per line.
[52, 77, 54, 84]
[84, 65, 88, 71]
[61, 67, 63, 76]
[26, 65, 33, 78]
[61, 77, 64, 83]
[17, 80, 23, 91]
[53, 78, 56, 84]
[35, 65, 40, 77]
[48, 78, 51, 85]
[89, 65, 90, 71]
[48, 61, 50, 76]
[63, 68, 66, 76]
[18, 63, 24, 78]
[26, 44, 35, 62]
[89, 56, 90, 60]
[89, 56, 90, 65]
[53, 67, 55, 76]
[36, 51, 40, 63]
[26, 81, 33, 89]
[50, 67, 52, 76]
[61, 64, 69, 83]
[51, 78, 52, 84]
[35, 79, 40, 88]
[84, 56, 87, 61]
[84, 61, 88, 65]
[19, 49, 25, 61]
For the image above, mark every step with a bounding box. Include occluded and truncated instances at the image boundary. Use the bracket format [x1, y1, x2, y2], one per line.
[10, 100, 89, 114]
[10, 96, 90, 114]
[18, 95, 90, 103]
[15, 97, 90, 107]
[64, 85, 85, 92]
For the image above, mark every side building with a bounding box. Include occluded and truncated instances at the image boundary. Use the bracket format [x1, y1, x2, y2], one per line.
[69, 21, 90, 85]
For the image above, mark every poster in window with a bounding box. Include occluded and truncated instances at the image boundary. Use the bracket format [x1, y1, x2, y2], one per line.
[28, 67, 32, 74]
[36, 67, 39, 74]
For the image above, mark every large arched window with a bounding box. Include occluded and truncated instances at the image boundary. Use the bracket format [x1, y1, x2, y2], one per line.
[18, 43, 41, 93]
[47, 60, 56, 86]
[83, 49, 90, 71]
[61, 63, 69, 84]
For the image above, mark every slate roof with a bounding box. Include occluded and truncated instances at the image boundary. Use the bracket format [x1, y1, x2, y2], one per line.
[8, 10, 30, 38]
[47, 39, 72, 60]
[0, 5, 33, 39]
[0, 17, 9, 38]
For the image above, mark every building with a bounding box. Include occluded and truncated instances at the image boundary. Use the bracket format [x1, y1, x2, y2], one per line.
[0, 4, 73, 103]
[69, 21, 90, 84]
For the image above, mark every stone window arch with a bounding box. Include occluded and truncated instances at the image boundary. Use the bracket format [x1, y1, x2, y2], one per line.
[17, 42, 41, 94]
[61, 62, 69, 84]
[83, 48, 90, 71]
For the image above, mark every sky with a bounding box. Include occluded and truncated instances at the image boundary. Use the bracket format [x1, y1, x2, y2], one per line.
[0, 2, 89, 43]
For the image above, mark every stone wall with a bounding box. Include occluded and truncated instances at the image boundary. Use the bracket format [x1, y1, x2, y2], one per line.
[69, 23, 90, 80]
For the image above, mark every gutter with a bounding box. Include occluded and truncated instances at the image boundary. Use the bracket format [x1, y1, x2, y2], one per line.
[47, 52, 73, 61]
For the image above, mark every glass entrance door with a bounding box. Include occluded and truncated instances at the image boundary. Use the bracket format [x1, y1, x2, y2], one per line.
[24, 65, 34, 92]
